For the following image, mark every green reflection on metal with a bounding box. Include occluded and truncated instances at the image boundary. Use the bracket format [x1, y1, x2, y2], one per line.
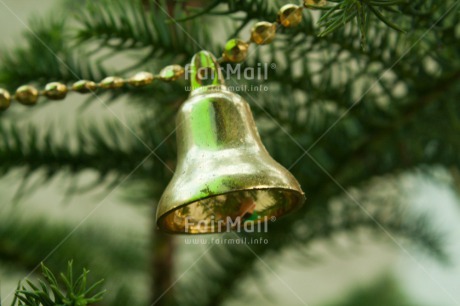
[191, 98, 218, 148]
[190, 51, 224, 90]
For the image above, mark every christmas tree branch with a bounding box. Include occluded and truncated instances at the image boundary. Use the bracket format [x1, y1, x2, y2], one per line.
[75, 0, 218, 68]
[0, 17, 109, 90]
[0, 211, 150, 306]
[0, 1, 457, 306]
[9, 261, 105, 306]
[0, 121, 152, 186]
[0, 212, 146, 276]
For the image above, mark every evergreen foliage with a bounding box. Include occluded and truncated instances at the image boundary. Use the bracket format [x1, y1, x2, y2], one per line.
[4, 262, 105, 306]
[0, 0, 459, 305]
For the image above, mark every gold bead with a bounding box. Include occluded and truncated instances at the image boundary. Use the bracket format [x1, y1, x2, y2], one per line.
[159, 65, 185, 82]
[277, 4, 303, 27]
[304, 0, 327, 8]
[0, 89, 11, 111]
[128, 72, 155, 87]
[250, 22, 277, 45]
[15, 85, 39, 106]
[44, 82, 68, 100]
[222, 39, 249, 63]
[99, 76, 125, 89]
[72, 80, 98, 93]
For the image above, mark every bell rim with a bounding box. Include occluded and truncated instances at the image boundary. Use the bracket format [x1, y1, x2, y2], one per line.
[156, 186, 306, 235]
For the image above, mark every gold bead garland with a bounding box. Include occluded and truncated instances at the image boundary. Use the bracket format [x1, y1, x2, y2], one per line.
[222, 39, 250, 63]
[0, 1, 327, 111]
[44, 82, 68, 100]
[221, 0, 327, 63]
[304, 0, 327, 8]
[0, 66, 185, 110]
[0, 89, 11, 111]
[250, 22, 277, 45]
[277, 4, 303, 27]
[159, 65, 185, 82]
[128, 72, 155, 87]
[15, 85, 39, 106]
[72, 80, 98, 93]
[99, 76, 125, 89]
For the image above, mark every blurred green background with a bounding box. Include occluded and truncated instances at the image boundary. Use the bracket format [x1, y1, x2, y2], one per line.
[1, 1, 460, 306]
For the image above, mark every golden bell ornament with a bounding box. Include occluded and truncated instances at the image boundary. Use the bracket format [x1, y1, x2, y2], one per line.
[156, 51, 305, 234]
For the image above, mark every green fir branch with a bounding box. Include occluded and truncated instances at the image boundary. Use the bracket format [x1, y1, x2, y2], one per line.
[11, 261, 105, 306]
[0, 1, 459, 306]
[75, 0, 218, 68]
[0, 17, 108, 90]
[0, 116, 179, 196]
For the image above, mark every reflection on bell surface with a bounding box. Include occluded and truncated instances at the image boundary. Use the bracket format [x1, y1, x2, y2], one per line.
[156, 51, 305, 234]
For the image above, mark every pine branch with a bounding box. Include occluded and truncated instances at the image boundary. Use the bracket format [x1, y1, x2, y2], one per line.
[181, 0, 407, 49]
[316, 0, 407, 48]
[0, 117, 177, 196]
[75, 0, 218, 68]
[0, 211, 149, 306]
[0, 212, 147, 276]
[0, 1, 458, 306]
[0, 17, 108, 90]
[322, 69, 460, 188]
[11, 261, 105, 306]
[182, 0, 280, 22]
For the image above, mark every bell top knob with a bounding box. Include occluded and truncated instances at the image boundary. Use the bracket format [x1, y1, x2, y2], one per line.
[189, 51, 226, 95]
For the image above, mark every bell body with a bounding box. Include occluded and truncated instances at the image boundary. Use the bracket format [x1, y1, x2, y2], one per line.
[156, 85, 305, 233]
